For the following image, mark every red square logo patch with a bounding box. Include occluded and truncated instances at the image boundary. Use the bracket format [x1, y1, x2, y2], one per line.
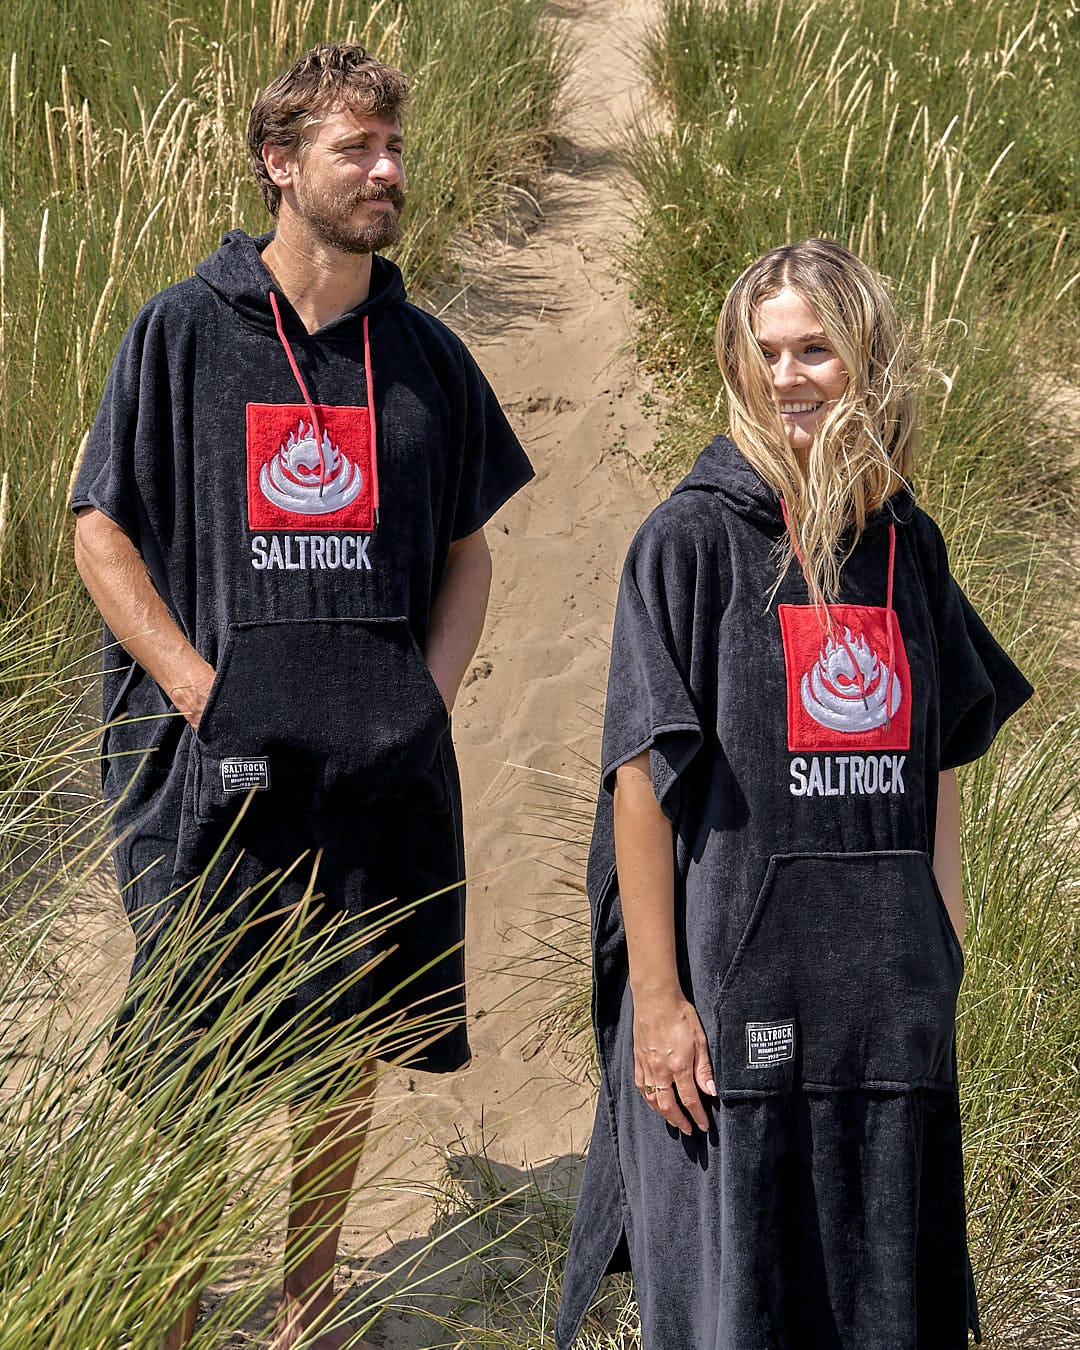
[778, 604, 911, 752]
[246, 403, 373, 531]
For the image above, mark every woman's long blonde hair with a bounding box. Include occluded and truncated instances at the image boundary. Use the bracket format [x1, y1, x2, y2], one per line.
[715, 238, 919, 608]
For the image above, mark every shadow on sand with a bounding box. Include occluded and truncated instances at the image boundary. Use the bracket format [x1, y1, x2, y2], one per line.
[340, 1147, 588, 1348]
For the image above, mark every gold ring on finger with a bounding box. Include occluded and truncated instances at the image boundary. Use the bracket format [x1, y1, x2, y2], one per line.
[643, 1084, 656, 1095]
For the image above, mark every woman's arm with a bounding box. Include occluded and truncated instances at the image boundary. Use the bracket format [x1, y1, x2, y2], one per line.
[933, 768, 965, 944]
[615, 752, 715, 1134]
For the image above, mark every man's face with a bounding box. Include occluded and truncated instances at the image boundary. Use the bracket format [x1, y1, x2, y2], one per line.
[285, 106, 406, 255]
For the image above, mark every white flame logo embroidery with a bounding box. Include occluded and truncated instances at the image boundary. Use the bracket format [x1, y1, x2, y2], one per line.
[258, 419, 363, 515]
[800, 626, 902, 733]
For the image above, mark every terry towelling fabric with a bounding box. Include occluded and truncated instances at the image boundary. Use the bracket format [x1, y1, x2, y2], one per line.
[73, 230, 533, 1090]
[556, 435, 1032, 1350]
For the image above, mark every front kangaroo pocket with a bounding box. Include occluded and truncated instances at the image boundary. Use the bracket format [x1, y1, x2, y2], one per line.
[193, 618, 449, 822]
[716, 851, 963, 1095]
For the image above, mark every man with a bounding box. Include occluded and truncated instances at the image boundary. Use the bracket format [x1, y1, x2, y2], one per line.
[73, 43, 532, 1349]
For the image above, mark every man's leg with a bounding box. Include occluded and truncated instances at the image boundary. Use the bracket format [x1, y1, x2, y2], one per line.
[161, 1274, 205, 1350]
[152, 1164, 227, 1350]
[272, 1061, 379, 1350]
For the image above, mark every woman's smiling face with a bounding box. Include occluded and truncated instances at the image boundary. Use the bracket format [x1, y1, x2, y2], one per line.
[752, 287, 849, 459]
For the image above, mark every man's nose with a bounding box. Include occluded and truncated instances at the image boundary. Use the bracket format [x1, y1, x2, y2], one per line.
[371, 150, 402, 185]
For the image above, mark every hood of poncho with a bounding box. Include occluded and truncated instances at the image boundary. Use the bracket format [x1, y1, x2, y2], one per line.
[671, 434, 915, 534]
[195, 229, 407, 522]
[194, 229, 407, 339]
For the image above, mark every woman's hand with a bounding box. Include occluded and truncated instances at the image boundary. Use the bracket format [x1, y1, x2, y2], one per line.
[633, 986, 716, 1135]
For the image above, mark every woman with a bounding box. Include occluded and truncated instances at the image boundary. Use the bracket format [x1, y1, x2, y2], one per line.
[556, 239, 1031, 1349]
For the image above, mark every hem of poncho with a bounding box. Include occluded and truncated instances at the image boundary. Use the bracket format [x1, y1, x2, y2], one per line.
[554, 1221, 627, 1350]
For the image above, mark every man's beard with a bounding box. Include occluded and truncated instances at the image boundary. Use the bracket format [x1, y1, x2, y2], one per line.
[298, 183, 406, 255]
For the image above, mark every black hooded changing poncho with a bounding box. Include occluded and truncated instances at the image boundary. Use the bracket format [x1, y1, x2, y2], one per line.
[73, 230, 532, 1085]
[556, 436, 1032, 1350]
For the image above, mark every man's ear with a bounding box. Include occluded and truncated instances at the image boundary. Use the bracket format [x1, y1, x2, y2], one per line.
[262, 142, 296, 192]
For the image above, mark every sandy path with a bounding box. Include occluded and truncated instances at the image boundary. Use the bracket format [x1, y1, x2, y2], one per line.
[326, 0, 663, 1341]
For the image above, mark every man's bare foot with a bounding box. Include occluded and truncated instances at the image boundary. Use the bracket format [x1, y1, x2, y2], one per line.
[270, 1289, 377, 1350]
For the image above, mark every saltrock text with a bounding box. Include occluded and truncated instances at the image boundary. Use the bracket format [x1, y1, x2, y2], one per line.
[251, 534, 373, 571]
[789, 754, 906, 797]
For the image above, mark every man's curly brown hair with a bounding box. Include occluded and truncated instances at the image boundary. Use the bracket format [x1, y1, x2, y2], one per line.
[247, 43, 409, 216]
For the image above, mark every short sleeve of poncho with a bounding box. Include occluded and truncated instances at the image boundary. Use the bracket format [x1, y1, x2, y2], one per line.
[600, 504, 715, 817]
[72, 303, 168, 544]
[446, 345, 533, 541]
[918, 514, 1033, 769]
[71, 300, 189, 631]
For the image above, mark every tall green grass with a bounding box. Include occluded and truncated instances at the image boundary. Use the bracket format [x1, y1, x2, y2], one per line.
[0, 876, 449, 1346]
[0, 3, 564, 1343]
[0, 611, 505, 1346]
[575, 0, 1080, 1342]
[404, 15, 1080, 1337]
[377, 4, 1076, 1345]
[0, 0, 562, 659]
[629, 0, 1078, 501]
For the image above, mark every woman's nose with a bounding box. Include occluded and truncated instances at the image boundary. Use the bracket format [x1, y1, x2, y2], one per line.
[772, 351, 803, 389]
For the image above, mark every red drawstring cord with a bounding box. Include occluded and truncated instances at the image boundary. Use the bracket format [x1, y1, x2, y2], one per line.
[883, 520, 897, 729]
[268, 290, 327, 490]
[362, 314, 380, 524]
[268, 291, 380, 522]
[780, 497, 897, 716]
